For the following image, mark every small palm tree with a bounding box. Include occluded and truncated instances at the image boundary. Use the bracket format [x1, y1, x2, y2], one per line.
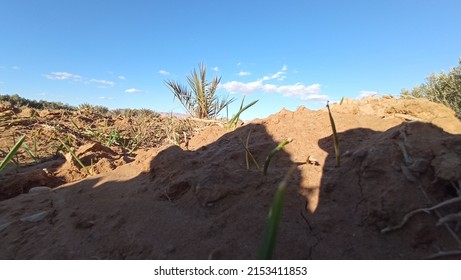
[165, 64, 235, 119]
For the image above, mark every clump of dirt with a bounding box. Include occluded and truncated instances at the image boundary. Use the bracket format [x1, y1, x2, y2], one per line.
[1, 96, 461, 259]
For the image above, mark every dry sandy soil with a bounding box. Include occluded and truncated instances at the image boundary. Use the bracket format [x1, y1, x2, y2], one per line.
[1, 96, 461, 259]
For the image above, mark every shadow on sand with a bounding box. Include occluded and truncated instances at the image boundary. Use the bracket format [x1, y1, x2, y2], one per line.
[1, 119, 460, 259]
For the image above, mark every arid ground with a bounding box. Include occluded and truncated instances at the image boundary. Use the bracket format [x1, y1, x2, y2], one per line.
[1, 97, 461, 259]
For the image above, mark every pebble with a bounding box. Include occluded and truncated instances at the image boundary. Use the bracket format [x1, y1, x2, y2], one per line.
[20, 211, 49, 222]
[29, 186, 52, 193]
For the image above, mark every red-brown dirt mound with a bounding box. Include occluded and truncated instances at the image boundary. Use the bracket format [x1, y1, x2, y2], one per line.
[1, 97, 460, 259]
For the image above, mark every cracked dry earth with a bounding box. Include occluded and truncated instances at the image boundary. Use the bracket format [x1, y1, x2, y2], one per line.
[1, 97, 461, 259]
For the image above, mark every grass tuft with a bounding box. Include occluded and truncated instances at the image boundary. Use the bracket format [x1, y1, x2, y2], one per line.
[263, 138, 292, 175]
[0, 135, 25, 172]
[238, 130, 260, 170]
[227, 97, 258, 130]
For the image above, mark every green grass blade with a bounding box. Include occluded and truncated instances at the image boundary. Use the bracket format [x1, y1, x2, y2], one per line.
[70, 117, 80, 129]
[258, 165, 296, 260]
[227, 99, 258, 129]
[22, 142, 39, 162]
[326, 101, 340, 167]
[0, 135, 25, 172]
[59, 140, 91, 175]
[238, 131, 260, 170]
[263, 139, 292, 175]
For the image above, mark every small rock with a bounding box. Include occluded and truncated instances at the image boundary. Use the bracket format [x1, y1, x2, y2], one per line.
[20, 211, 49, 223]
[306, 155, 320, 166]
[432, 153, 461, 181]
[29, 186, 52, 193]
[166, 245, 176, 253]
[75, 219, 95, 229]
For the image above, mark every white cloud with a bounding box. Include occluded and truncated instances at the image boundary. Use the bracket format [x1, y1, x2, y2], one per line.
[220, 80, 264, 94]
[262, 65, 288, 81]
[220, 80, 326, 101]
[98, 96, 113, 100]
[238, 71, 251, 76]
[360, 90, 378, 98]
[125, 88, 142, 94]
[219, 65, 326, 101]
[277, 83, 324, 100]
[118, 75, 126, 80]
[45, 72, 82, 81]
[236, 62, 242, 66]
[159, 70, 170, 75]
[12, 66, 20, 70]
[90, 79, 115, 87]
[212, 66, 219, 72]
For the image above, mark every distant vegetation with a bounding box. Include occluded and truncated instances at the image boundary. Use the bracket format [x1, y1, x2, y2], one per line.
[165, 64, 235, 119]
[401, 58, 461, 117]
[0, 94, 77, 111]
[0, 94, 160, 117]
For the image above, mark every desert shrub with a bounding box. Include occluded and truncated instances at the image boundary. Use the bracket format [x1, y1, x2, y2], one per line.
[78, 103, 109, 115]
[0, 94, 76, 111]
[401, 58, 461, 117]
[130, 108, 160, 118]
[165, 64, 235, 119]
[110, 109, 124, 116]
[92, 105, 110, 115]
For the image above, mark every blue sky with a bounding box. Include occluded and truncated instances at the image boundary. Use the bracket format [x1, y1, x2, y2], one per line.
[1, 0, 460, 119]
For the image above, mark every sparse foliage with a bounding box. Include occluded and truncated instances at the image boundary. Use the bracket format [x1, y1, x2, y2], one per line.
[0, 94, 76, 111]
[401, 58, 461, 117]
[165, 64, 235, 119]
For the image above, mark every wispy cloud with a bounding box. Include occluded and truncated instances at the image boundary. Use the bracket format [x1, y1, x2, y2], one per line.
[262, 65, 287, 81]
[220, 80, 324, 101]
[125, 88, 142, 94]
[159, 70, 170, 75]
[118, 75, 126, 80]
[237, 71, 251, 76]
[212, 66, 219, 72]
[12, 66, 20, 70]
[45, 71, 118, 89]
[98, 96, 114, 100]
[45, 72, 82, 81]
[360, 90, 379, 98]
[219, 65, 327, 101]
[90, 79, 115, 87]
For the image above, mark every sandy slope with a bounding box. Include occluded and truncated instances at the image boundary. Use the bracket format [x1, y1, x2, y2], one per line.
[1, 97, 460, 259]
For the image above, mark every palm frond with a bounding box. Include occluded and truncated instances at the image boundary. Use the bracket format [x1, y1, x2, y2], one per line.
[164, 64, 235, 119]
[165, 80, 196, 117]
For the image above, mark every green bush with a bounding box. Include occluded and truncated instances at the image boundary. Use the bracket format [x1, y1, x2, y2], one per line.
[401, 58, 461, 118]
